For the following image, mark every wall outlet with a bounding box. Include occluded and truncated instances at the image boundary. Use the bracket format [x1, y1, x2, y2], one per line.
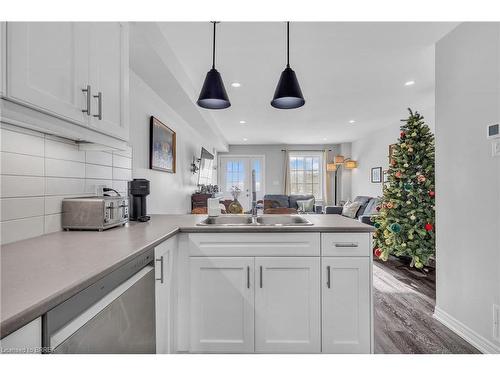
[95, 184, 107, 196]
[492, 140, 500, 157]
[494, 304, 500, 342]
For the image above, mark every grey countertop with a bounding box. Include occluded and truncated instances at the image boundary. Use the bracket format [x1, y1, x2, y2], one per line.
[0, 214, 373, 338]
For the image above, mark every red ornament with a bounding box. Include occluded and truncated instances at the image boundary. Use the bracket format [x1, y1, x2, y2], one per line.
[429, 191, 435, 197]
[400, 131, 406, 139]
[395, 171, 402, 178]
[424, 223, 433, 231]
[374, 248, 382, 258]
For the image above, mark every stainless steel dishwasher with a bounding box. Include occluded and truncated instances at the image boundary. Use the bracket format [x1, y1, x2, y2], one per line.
[42, 249, 155, 354]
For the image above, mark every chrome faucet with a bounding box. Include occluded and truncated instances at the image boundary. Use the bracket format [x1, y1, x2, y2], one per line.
[251, 169, 258, 222]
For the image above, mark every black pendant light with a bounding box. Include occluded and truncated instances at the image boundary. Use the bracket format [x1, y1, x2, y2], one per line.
[271, 22, 305, 109]
[197, 21, 231, 110]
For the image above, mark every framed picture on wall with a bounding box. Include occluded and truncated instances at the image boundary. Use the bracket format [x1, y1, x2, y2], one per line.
[371, 167, 382, 183]
[150, 116, 176, 173]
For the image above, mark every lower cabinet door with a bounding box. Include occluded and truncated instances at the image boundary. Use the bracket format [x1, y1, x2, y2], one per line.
[155, 236, 177, 354]
[322, 257, 371, 353]
[190, 257, 254, 353]
[255, 257, 321, 353]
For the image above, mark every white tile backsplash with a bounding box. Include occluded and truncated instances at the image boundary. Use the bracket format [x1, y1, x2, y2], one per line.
[85, 151, 113, 166]
[86, 164, 113, 180]
[45, 158, 86, 178]
[0, 127, 44, 156]
[1, 175, 45, 197]
[0, 126, 132, 244]
[1, 152, 45, 176]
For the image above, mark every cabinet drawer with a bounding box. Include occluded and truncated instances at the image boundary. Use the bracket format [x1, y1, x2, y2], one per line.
[188, 233, 320, 257]
[321, 233, 371, 257]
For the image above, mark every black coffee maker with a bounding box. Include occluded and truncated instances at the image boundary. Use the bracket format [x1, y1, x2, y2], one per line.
[128, 179, 150, 222]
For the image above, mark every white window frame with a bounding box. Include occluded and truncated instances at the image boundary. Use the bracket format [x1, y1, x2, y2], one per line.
[288, 151, 325, 201]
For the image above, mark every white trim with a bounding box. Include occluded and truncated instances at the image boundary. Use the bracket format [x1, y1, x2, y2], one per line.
[433, 306, 500, 354]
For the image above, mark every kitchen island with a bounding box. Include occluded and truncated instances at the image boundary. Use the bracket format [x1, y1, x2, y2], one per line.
[1, 214, 374, 354]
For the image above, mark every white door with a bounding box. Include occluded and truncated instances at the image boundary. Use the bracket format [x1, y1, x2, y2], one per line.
[190, 257, 254, 353]
[89, 22, 129, 140]
[155, 236, 177, 354]
[218, 156, 265, 211]
[322, 257, 371, 353]
[254, 257, 320, 353]
[7, 22, 90, 125]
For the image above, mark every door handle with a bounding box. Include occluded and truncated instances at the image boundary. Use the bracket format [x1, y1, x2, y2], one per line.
[247, 266, 250, 289]
[327, 266, 331, 288]
[334, 243, 359, 248]
[259, 266, 263, 288]
[93, 92, 103, 120]
[156, 256, 164, 284]
[81, 85, 91, 115]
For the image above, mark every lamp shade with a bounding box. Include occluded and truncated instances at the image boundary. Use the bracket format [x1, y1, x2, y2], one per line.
[334, 155, 345, 164]
[197, 68, 231, 109]
[271, 67, 305, 109]
[326, 162, 337, 172]
[345, 160, 358, 169]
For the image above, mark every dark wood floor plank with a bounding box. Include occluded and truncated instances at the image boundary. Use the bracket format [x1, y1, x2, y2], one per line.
[373, 258, 480, 354]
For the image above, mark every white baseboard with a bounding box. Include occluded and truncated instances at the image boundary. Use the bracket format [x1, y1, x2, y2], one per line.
[433, 306, 500, 354]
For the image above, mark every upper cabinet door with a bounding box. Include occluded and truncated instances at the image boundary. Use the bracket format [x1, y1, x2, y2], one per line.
[254, 257, 321, 353]
[1, 22, 6, 97]
[190, 257, 255, 353]
[6, 22, 90, 125]
[88, 22, 129, 141]
[322, 257, 371, 353]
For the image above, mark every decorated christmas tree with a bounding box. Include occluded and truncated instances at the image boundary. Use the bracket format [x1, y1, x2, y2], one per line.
[373, 109, 435, 268]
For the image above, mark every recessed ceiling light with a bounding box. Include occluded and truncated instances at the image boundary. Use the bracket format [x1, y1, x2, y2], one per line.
[243, 138, 248, 141]
[349, 120, 356, 124]
[405, 80, 415, 86]
[231, 82, 241, 88]
[239, 120, 246, 124]
[322, 137, 327, 141]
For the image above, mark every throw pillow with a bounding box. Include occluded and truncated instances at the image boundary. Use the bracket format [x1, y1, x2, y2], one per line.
[342, 200, 362, 218]
[296, 198, 315, 213]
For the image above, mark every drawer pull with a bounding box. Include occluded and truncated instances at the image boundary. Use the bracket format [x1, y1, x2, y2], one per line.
[327, 266, 331, 288]
[334, 243, 359, 248]
[156, 256, 164, 283]
[247, 266, 250, 289]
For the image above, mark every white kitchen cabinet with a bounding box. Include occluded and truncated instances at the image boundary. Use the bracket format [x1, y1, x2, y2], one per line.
[4, 22, 129, 142]
[322, 257, 371, 353]
[1, 22, 6, 97]
[88, 22, 129, 140]
[255, 257, 320, 353]
[190, 257, 254, 353]
[0, 317, 42, 354]
[155, 236, 177, 354]
[7, 22, 90, 125]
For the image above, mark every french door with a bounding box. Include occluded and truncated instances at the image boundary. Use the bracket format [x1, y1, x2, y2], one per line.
[218, 156, 265, 212]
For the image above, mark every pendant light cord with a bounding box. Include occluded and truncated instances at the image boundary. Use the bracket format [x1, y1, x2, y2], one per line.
[286, 21, 290, 68]
[212, 21, 217, 69]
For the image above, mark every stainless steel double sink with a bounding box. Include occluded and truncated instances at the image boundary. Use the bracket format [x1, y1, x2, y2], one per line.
[197, 214, 313, 226]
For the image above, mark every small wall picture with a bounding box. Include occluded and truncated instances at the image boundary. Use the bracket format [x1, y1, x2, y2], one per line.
[389, 144, 397, 165]
[150, 116, 176, 173]
[371, 167, 382, 183]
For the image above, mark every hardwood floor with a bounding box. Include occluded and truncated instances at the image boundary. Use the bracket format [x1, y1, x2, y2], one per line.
[373, 258, 480, 354]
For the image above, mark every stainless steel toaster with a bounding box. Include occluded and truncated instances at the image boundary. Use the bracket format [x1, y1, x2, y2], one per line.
[62, 196, 129, 231]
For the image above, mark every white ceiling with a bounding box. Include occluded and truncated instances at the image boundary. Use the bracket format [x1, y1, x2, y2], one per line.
[157, 22, 458, 145]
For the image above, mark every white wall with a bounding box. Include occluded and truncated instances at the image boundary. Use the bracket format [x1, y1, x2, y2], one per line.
[351, 111, 435, 199]
[0, 124, 132, 244]
[222, 144, 348, 205]
[129, 70, 219, 214]
[435, 22, 500, 353]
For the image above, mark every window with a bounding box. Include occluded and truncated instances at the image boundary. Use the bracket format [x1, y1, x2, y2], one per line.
[225, 160, 245, 191]
[289, 152, 323, 199]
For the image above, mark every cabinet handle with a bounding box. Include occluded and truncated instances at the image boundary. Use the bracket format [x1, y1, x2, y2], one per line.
[327, 266, 331, 288]
[247, 266, 250, 289]
[259, 266, 263, 288]
[81, 85, 91, 115]
[334, 243, 358, 248]
[156, 256, 164, 284]
[93, 92, 102, 120]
